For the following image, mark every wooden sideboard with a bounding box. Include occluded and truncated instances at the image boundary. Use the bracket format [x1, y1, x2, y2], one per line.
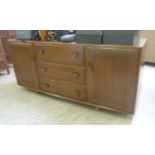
[8, 40, 146, 113]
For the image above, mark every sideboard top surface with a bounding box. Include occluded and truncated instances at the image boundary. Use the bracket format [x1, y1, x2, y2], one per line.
[8, 38, 147, 50]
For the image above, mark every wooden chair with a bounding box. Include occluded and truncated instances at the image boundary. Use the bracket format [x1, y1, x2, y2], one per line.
[0, 38, 10, 74]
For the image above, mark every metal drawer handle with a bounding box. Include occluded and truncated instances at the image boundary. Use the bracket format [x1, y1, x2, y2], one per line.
[72, 72, 80, 78]
[74, 90, 81, 96]
[71, 52, 79, 58]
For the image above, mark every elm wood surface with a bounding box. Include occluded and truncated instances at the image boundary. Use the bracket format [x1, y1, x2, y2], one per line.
[8, 40, 145, 113]
[86, 47, 140, 113]
[37, 62, 86, 84]
[0, 53, 10, 74]
[33, 43, 85, 65]
[26, 86, 129, 114]
[0, 38, 10, 74]
[0, 31, 16, 63]
[9, 42, 39, 89]
[40, 78, 86, 100]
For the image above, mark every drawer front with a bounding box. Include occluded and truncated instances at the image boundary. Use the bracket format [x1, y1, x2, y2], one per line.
[40, 78, 86, 101]
[37, 62, 86, 84]
[33, 44, 85, 65]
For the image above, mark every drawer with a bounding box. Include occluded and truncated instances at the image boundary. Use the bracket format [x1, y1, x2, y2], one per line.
[37, 62, 86, 84]
[33, 44, 85, 65]
[40, 78, 86, 101]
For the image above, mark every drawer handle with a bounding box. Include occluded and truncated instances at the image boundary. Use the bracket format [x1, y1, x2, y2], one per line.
[41, 67, 47, 72]
[71, 52, 79, 58]
[39, 49, 45, 55]
[72, 72, 80, 78]
[87, 63, 93, 71]
[74, 90, 81, 96]
[44, 83, 50, 88]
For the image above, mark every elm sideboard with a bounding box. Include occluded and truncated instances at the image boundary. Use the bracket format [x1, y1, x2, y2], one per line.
[8, 39, 146, 113]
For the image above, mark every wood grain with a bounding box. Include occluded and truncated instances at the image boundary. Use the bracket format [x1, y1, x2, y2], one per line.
[8, 40, 145, 113]
[86, 46, 140, 113]
[33, 43, 85, 65]
[0, 38, 10, 74]
[8, 42, 39, 89]
[37, 62, 86, 84]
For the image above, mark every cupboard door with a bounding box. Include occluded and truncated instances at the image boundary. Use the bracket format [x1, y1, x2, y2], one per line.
[86, 46, 140, 113]
[9, 42, 39, 89]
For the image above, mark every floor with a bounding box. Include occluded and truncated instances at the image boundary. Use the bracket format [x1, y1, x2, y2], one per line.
[0, 65, 155, 125]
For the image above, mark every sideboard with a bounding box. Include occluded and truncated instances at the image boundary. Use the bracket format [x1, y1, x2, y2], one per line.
[8, 39, 146, 113]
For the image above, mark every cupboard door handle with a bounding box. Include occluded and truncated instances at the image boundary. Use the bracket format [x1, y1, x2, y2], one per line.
[71, 52, 79, 58]
[72, 72, 80, 78]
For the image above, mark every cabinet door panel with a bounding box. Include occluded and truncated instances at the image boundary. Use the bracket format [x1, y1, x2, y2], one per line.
[9, 43, 39, 89]
[86, 47, 140, 113]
